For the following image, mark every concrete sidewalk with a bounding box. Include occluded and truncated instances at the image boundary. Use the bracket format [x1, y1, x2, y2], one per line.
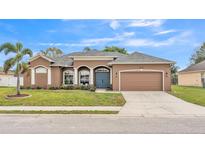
[0, 106, 121, 111]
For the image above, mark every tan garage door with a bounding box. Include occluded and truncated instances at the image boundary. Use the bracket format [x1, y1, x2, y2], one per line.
[120, 72, 163, 91]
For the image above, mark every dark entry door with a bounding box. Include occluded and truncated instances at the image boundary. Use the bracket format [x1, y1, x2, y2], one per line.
[95, 72, 110, 88]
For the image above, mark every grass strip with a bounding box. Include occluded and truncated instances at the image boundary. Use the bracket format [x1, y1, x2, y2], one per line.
[0, 110, 119, 114]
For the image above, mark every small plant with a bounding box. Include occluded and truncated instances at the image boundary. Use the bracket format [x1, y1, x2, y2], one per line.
[89, 85, 96, 92]
[80, 85, 88, 90]
[26, 86, 31, 89]
[63, 85, 74, 90]
[36, 86, 42, 89]
[74, 85, 80, 90]
[49, 87, 58, 90]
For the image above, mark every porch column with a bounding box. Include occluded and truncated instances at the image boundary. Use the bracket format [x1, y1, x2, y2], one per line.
[31, 68, 35, 85]
[110, 67, 112, 84]
[74, 68, 78, 84]
[90, 68, 94, 85]
[47, 67, 51, 85]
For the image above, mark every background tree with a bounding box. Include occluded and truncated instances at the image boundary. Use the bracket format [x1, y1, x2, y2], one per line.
[171, 64, 180, 85]
[190, 42, 205, 64]
[83, 47, 92, 52]
[82, 47, 98, 52]
[0, 66, 3, 71]
[103, 46, 128, 55]
[41, 47, 63, 58]
[0, 42, 32, 95]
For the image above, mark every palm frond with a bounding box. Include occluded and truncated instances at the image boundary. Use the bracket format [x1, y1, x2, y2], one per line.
[3, 58, 17, 73]
[15, 53, 24, 62]
[16, 42, 23, 52]
[40, 50, 48, 55]
[21, 48, 33, 57]
[0, 42, 17, 55]
[46, 47, 63, 58]
[20, 62, 29, 74]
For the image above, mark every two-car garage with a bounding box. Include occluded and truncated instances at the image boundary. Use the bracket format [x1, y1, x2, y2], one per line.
[119, 71, 163, 91]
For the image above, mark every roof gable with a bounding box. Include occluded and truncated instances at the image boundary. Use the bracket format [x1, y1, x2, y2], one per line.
[180, 60, 205, 73]
[29, 53, 55, 63]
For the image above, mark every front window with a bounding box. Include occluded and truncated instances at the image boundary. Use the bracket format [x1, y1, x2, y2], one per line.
[79, 70, 90, 85]
[95, 67, 109, 72]
[35, 67, 47, 73]
[64, 70, 74, 85]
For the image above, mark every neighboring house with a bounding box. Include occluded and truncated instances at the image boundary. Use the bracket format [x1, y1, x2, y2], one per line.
[0, 71, 23, 87]
[178, 60, 205, 88]
[23, 51, 174, 91]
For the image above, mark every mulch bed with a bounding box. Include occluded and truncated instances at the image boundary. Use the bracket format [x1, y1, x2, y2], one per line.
[6, 94, 31, 99]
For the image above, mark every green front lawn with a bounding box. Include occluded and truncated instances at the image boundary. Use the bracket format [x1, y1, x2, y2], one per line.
[0, 87, 125, 106]
[171, 85, 205, 106]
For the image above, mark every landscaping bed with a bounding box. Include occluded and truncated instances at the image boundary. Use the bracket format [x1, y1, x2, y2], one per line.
[171, 85, 205, 106]
[0, 87, 126, 106]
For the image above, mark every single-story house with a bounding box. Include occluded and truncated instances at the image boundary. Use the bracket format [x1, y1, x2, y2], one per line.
[178, 60, 205, 87]
[23, 51, 174, 91]
[0, 71, 23, 87]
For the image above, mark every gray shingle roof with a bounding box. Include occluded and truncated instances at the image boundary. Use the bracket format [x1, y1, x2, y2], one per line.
[108, 51, 174, 64]
[179, 60, 205, 73]
[51, 55, 73, 67]
[49, 51, 174, 67]
[66, 50, 125, 57]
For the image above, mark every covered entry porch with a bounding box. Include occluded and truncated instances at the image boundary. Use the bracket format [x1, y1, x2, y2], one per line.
[64, 65, 112, 88]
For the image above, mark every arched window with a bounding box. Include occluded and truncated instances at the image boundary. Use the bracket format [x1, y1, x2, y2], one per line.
[35, 67, 47, 73]
[64, 70, 74, 85]
[79, 69, 90, 85]
[95, 67, 109, 72]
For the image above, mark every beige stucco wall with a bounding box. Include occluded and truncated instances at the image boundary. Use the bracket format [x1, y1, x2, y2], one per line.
[30, 57, 51, 68]
[23, 70, 31, 87]
[51, 66, 63, 87]
[112, 64, 171, 91]
[24, 57, 64, 88]
[178, 72, 202, 87]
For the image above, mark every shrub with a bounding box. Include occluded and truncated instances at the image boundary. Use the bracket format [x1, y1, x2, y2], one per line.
[80, 85, 90, 90]
[20, 86, 25, 89]
[89, 85, 96, 92]
[51, 85, 96, 91]
[63, 85, 74, 90]
[36, 86, 42, 89]
[73, 85, 80, 90]
[26, 86, 31, 89]
[49, 87, 59, 90]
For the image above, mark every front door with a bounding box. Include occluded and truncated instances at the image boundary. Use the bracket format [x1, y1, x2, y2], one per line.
[95, 72, 110, 88]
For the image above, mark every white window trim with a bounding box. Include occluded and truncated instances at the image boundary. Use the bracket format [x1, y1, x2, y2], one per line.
[93, 65, 112, 84]
[78, 69, 90, 85]
[35, 67, 47, 73]
[118, 69, 165, 91]
[31, 65, 51, 85]
[63, 70, 74, 85]
[31, 68, 35, 85]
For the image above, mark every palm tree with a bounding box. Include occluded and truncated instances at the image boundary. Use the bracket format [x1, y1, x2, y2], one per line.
[0, 42, 33, 95]
[41, 47, 63, 58]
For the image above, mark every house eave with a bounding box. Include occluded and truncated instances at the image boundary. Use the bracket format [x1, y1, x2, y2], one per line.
[29, 54, 55, 63]
[108, 62, 174, 65]
[178, 70, 205, 74]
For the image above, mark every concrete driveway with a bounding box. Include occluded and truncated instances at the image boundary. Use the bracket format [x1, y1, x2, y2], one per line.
[119, 91, 205, 117]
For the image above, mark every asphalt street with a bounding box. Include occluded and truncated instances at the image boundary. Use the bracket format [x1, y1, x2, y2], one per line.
[0, 114, 205, 133]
